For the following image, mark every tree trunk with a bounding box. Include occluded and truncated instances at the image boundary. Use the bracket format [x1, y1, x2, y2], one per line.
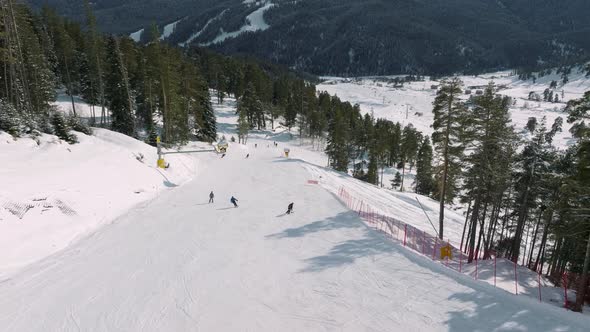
[467, 190, 482, 263]
[573, 231, 590, 312]
[400, 161, 406, 192]
[527, 210, 544, 268]
[460, 201, 472, 253]
[534, 209, 553, 272]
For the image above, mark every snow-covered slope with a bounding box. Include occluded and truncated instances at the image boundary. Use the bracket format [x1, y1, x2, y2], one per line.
[318, 69, 590, 150]
[160, 19, 181, 40]
[1, 125, 589, 331]
[129, 28, 144, 42]
[1, 91, 589, 330]
[202, 1, 274, 46]
[0, 129, 198, 276]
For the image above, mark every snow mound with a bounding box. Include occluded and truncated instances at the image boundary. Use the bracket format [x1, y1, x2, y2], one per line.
[0, 129, 199, 276]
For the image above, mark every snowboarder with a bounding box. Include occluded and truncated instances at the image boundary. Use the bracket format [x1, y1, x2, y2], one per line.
[246, 153, 249, 159]
[255, 143, 257, 148]
[209, 191, 214, 203]
[230, 196, 238, 208]
[286, 202, 294, 214]
[221, 153, 226, 158]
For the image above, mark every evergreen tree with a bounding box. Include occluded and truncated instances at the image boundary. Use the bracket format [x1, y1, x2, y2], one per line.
[104, 36, 134, 136]
[366, 152, 378, 185]
[415, 137, 435, 196]
[197, 81, 216, 142]
[462, 83, 516, 262]
[431, 77, 466, 239]
[391, 172, 402, 189]
[326, 109, 349, 172]
[50, 111, 77, 143]
[237, 108, 249, 144]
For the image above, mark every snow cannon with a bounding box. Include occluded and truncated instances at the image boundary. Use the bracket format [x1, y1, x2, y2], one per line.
[156, 136, 167, 168]
[284, 148, 290, 158]
[215, 140, 229, 154]
[440, 245, 452, 260]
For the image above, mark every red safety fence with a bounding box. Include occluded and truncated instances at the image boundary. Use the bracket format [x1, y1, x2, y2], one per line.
[337, 186, 576, 309]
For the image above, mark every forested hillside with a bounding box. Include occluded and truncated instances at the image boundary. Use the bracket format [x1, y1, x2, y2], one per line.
[28, 0, 590, 75]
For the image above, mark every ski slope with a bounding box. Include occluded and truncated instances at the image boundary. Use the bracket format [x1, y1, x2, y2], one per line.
[1, 133, 588, 331]
[2, 94, 589, 330]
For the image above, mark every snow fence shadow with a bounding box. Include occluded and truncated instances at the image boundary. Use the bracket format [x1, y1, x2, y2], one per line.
[269, 210, 395, 273]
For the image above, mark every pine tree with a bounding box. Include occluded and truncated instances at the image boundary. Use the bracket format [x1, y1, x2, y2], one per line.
[565, 89, 590, 312]
[462, 83, 515, 262]
[196, 79, 216, 142]
[104, 36, 134, 136]
[366, 152, 378, 185]
[0, 99, 22, 136]
[415, 137, 435, 196]
[432, 77, 466, 239]
[50, 111, 77, 143]
[326, 108, 349, 172]
[237, 108, 249, 144]
[391, 172, 402, 189]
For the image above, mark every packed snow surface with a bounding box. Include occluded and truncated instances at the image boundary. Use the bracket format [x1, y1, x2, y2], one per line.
[1, 83, 589, 330]
[1, 136, 588, 330]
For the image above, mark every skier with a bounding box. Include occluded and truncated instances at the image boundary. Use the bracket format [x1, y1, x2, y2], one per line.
[209, 191, 214, 203]
[230, 196, 239, 208]
[246, 153, 250, 159]
[221, 153, 226, 158]
[286, 202, 294, 214]
[255, 143, 257, 148]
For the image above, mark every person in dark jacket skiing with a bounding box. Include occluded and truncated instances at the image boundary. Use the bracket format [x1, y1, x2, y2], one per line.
[286, 202, 294, 214]
[230, 196, 238, 207]
[209, 191, 214, 203]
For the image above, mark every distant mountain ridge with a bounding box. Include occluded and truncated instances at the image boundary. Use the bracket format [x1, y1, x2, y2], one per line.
[28, 0, 590, 75]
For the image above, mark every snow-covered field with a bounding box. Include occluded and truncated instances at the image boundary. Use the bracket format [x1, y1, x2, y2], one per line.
[1, 77, 589, 330]
[318, 68, 590, 150]
[0, 129, 198, 277]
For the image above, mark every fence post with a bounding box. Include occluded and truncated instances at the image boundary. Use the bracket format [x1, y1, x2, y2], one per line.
[432, 237, 438, 260]
[538, 272, 542, 302]
[403, 224, 407, 246]
[514, 260, 518, 295]
[563, 273, 568, 309]
[475, 255, 478, 280]
[494, 254, 497, 287]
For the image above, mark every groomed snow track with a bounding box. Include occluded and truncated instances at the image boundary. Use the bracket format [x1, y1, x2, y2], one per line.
[0, 145, 587, 331]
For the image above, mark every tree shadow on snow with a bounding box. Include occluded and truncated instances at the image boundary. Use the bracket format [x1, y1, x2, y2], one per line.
[444, 289, 585, 331]
[267, 211, 396, 272]
[266, 211, 363, 239]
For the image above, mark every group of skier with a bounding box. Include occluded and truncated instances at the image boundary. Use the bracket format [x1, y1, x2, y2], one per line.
[208, 191, 292, 213]
[211, 141, 291, 213]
